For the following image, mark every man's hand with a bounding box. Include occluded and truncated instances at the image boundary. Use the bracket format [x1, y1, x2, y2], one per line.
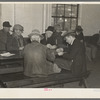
[56, 48, 63, 53]
[58, 51, 64, 56]
[19, 46, 24, 50]
[47, 44, 57, 49]
[47, 44, 52, 48]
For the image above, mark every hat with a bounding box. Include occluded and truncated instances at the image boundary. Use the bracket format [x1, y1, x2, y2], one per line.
[13, 24, 24, 32]
[28, 29, 44, 40]
[63, 31, 76, 40]
[46, 26, 55, 32]
[75, 26, 83, 31]
[3, 21, 12, 27]
[54, 24, 61, 28]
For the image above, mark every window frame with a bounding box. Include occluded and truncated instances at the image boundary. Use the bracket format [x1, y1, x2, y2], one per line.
[52, 4, 79, 31]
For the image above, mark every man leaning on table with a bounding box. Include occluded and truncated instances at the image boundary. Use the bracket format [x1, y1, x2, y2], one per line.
[55, 31, 87, 76]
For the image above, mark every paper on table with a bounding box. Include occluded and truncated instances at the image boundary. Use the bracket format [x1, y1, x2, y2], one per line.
[0, 52, 15, 57]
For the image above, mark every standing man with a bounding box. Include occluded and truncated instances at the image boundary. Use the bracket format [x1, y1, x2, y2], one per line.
[0, 21, 12, 51]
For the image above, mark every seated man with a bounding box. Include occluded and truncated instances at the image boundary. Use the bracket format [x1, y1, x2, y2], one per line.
[7, 24, 25, 51]
[55, 31, 87, 76]
[41, 26, 57, 49]
[23, 29, 61, 77]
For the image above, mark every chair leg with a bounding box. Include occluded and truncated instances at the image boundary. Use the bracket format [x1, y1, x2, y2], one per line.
[0, 81, 7, 88]
[79, 79, 88, 88]
[82, 79, 88, 88]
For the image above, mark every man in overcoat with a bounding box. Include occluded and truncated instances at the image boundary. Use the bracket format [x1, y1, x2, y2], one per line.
[23, 29, 61, 77]
[55, 31, 87, 76]
[0, 21, 12, 51]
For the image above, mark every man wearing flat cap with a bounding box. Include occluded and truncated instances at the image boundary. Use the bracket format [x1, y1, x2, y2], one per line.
[0, 21, 12, 51]
[23, 29, 61, 77]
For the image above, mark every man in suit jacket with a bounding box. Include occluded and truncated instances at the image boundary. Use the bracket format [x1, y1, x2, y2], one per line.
[0, 21, 12, 51]
[55, 31, 87, 76]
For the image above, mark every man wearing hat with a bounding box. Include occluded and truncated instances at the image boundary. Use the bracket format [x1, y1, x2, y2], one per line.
[23, 29, 61, 77]
[55, 31, 87, 76]
[0, 21, 12, 51]
[75, 25, 84, 43]
[7, 24, 25, 51]
[41, 26, 57, 49]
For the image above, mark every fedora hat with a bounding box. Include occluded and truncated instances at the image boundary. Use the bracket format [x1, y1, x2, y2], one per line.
[46, 26, 55, 32]
[28, 29, 44, 40]
[75, 26, 83, 31]
[63, 31, 76, 40]
[3, 21, 12, 27]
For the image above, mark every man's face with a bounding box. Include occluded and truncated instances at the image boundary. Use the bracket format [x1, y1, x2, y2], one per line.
[55, 26, 62, 32]
[46, 31, 53, 38]
[65, 36, 72, 44]
[14, 29, 22, 36]
[3, 27, 10, 33]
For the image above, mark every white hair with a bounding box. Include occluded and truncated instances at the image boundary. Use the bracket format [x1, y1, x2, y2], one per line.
[30, 35, 41, 43]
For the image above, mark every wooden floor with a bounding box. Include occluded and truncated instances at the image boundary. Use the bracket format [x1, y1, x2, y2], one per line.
[63, 50, 100, 88]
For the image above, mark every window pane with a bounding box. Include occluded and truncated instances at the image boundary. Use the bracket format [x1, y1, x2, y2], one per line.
[52, 4, 57, 16]
[65, 5, 71, 17]
[71, 18, 77, 30]
[56, 18, 64, 30]
[57, 4, 64, 16]
[72, 6, 77, 17]
[64, 18, 71, 30]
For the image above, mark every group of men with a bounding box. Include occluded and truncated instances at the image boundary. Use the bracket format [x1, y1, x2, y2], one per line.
[23, 27, 87, 77]
[0, 21, 87, 77]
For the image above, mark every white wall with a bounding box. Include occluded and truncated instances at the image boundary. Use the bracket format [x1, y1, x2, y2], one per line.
[80, 4, 100, 36]
[0, 4, 52, 37]
[1, 4, 100, 36]
[0, 4, 14, 30]
[14, 4, 44, 37]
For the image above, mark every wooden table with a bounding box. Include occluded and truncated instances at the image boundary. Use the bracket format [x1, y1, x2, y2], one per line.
[0, 51, 24, 74]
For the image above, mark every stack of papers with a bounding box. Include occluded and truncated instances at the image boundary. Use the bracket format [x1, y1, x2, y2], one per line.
[0, 52, 15, 57]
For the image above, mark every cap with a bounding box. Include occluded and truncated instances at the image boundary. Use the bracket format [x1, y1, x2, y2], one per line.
[28, 29, 44, 40]
[13, 24, 24, 32]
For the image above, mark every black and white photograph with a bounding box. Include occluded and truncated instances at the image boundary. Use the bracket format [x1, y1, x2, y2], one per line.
[0, 2, 100, 89]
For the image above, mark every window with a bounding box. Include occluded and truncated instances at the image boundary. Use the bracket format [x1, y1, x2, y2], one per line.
[51, 4, 79, 31]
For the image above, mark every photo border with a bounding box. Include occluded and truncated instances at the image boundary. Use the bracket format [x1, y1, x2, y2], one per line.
[0, 0, 100, 98]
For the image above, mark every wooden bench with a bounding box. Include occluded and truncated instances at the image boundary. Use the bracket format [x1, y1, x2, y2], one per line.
[0, 71, 90, 88]
[0, 51, 90, 88]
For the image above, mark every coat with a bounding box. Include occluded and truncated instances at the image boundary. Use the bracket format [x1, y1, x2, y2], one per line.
[0, 29, 11, 51]
[7, 34, 25, 51]
[41, 34, 56, 45]
[56, 39, 87, 76]
[23, 41, 55, 77]
[54, 31, 67, 49]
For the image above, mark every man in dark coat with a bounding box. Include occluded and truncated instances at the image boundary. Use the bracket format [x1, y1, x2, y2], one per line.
[41, 26, 57, 49]
[7, 24, 26, 51]
[0, 21, 12, 51]
[23, 29, 61, 77]
[55, 31, 87, 76]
